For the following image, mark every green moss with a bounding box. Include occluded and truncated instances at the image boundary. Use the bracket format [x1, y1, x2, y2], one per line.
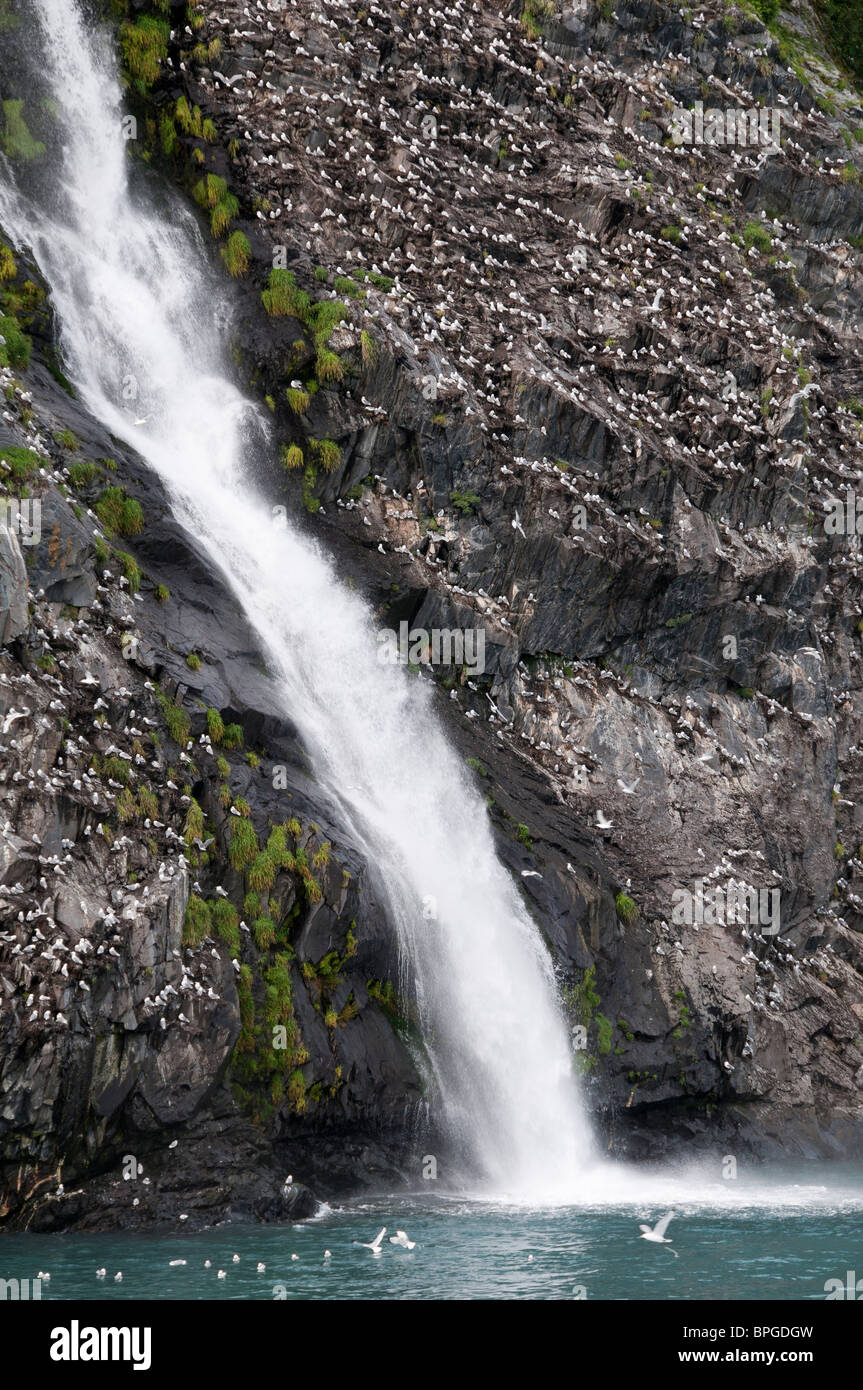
[0, 314, 31, 370]
[186, 652, 201, 671]
[660, 224, 681, 243]
[281, 443, 304, 470]
[212, 897, 241, 954]
[450, 488, 481, 516]
[157, 690, 191, 746]
[262, 268, 307, 318]
[229, 817, 259, 871]
[316, 347, 344, 383]
[119, 15, 170, 92]
[309, 437, 341, 471]
[96, 486, 144, 536]
[102, 754, 131, 785]
[154, 583, 170, 602]
[67, 460, 99, 488]
[114, 549, 141, 594]
[285, 386, 310, 415]
[0, 443, 41, 479]
[254, 915, 277, 950]
[183, 893, 212, 947]
[743, 220, 772, 253]
[615, 891, 639, 925]
[206, 707, 225, 744]
[0, 243, 16, 282]
[1, 99, 46, 160]
[221, 230, 251, 278]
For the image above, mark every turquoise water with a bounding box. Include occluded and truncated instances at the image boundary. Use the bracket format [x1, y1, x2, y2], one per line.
[3, 1163, 862, 1300]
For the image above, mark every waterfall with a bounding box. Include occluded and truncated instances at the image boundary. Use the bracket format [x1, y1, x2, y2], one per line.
[0, 0, 593, 1199]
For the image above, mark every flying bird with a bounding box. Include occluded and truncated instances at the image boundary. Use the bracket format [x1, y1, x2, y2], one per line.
[639, 1210, 678, 1256]
[357, 1226, 387, 1254]
[389, 1230, 416, 1250]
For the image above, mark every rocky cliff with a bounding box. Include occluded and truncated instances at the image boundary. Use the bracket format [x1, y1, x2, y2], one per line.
[1, 0, 863, 1230]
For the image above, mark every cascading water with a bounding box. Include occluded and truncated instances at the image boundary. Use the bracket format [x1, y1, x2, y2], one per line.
[0, 0, 594, 1199]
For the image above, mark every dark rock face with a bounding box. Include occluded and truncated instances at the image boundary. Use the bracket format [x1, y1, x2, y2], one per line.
[2, 0, 863, 1230]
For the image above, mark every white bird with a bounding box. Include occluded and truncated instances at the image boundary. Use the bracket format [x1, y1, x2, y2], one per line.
[511, 509, 526, 538]
[323, 1250, 332, 1260]
[639, 1210, 678, 1256]
[358, 1226, 387, 1253]
[96, 1268, 106, 1279]
[389, 1230, 416, 1250]
[232, 1254, 240, 1263]
[217, 1270, 226, 1279]
[257, 1262, 266, 1272]
[596, 810, 614, 829]
[169, 1259, 186, 1267]
[521, 869, 542, 879]
[114, 1272, 123, 1282]
[617, 777, 640, 795]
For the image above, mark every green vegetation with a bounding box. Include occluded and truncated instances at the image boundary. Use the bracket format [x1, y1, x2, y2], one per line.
[68, 460, 100, 488]
[281, 443, 304, 470]
[818, 0, 863, 86]
[193, 173, 239, 238]
[119, 15, 170, 93]
[229, 816, 259, 872]
[309, 437, 341, 472]
[615, 891, 639, 924]
[221, 230, 251, 277]
[96, 485, 144, 536]
[1, 99, 46, 160]
[450, 488, 481, 516]
[0, 313, 31, 369]
[285, 386, 310, 415]
[0, 444, 41, 479]
[520, 0, 555, 39]
[156, 688, 191, 746]
[743, 220, 772, 253]
[114, 550, 141, 594]
[660, 224, 681, 243]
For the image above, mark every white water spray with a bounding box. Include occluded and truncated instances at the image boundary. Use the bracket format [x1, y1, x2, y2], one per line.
[0, 0, 594, 1198]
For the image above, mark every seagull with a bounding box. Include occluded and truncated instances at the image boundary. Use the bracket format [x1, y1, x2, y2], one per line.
[511, 509, 526, 538]
[389, 1230, 416, 1250]
[617, 776, 640, 795]
[521, 869, 542, 879]
[639, 1211, 678, 1256]
[96, 1268, 106, 1279]
[114, 1272, 123, 1282]
[357, 1226, 387, 1254]
[596, 810, 613, 829]
[257, 1262, 266, 1272]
